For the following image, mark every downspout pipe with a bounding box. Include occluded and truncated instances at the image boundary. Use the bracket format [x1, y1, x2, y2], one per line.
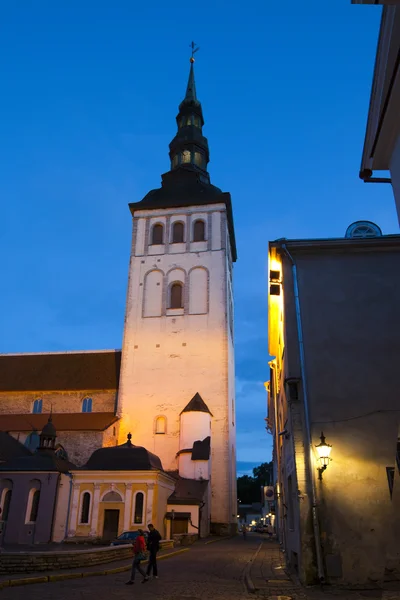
[64, 473, 73, 540]
[268, 361, 283, 548]
[281, 244, 325, 583]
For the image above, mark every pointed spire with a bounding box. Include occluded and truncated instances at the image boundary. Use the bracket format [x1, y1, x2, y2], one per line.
[184, 60, 197, 104]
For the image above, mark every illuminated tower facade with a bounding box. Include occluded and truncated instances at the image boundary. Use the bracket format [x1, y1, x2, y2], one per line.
[118, 55, 237, 533]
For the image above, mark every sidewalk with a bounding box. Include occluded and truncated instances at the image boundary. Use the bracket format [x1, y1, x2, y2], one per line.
[248, 540, 400, 600]
[0, 546, 189, 589]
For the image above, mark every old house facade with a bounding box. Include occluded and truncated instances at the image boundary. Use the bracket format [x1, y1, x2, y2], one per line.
[267, 222, 400, 585]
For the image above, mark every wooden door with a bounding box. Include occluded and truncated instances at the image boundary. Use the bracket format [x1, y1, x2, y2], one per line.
[103, 510, 119, 540]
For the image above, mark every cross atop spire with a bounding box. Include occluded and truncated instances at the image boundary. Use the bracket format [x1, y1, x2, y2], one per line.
[182, 42, 200, 106]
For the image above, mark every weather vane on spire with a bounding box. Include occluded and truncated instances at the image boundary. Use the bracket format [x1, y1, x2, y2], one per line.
[190, 41, 199, 63]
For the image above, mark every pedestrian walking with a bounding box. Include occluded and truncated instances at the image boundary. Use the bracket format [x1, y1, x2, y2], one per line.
[146, 523, 162, 579]
[125, 529, 149, 585]
[242, 525, 247, 539]
[267, 523, 274, 540]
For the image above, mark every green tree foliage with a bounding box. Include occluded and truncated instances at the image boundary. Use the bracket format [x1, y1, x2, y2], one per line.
[237, 461, 273, 504]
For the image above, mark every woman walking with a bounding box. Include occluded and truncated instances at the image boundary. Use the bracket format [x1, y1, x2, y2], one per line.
[125, 529, 149, 585]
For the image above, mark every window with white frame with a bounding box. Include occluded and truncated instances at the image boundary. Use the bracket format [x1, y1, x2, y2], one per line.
[133, 491, 145, 524]
[80, 491, 91, 524]
[26, 483, 41, 523]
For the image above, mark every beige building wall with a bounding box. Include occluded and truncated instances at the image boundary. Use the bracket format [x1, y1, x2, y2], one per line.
[118, 203, 236, 530]
[269, 237, 400, 585]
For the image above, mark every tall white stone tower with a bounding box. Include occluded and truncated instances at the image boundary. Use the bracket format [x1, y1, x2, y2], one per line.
[118, 55, 237, 533]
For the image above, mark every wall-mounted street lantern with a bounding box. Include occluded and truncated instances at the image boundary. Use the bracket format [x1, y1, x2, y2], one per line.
[315, 432, 332, 480]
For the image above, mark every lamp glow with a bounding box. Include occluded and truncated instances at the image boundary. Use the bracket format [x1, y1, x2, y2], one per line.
[315, 432, 332, 479]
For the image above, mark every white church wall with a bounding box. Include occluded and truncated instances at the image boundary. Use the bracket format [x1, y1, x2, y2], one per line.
[143, 269, 163, 317]
[180, 411, 210, 450]
[188, 267, 208, 314]
[118, 202, 235, 527]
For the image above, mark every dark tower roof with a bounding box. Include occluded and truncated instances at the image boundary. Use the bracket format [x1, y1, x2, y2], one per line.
[181, 393, 212, 416]
[129, 54, 237, 261]
[83, 433, 163, 471]
[38, 413, 56, 450]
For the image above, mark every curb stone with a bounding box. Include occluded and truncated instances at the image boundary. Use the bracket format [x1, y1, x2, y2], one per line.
[244, 542, 263, 594]
[204, 535, 235, 545]
[0, 547, 190, 590]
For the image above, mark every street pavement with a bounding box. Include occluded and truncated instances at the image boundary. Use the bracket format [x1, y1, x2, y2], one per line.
[3, 534, 399, 600]
[3, 534, 259, 600]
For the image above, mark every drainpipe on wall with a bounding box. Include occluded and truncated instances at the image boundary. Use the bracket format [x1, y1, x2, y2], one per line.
[49, 473, 61, 543]
[268, 361, 284, 548]
[281, 244, 325, 583]
[64, 473, 74, 540]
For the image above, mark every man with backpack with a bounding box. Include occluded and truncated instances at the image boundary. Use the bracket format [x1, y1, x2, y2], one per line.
[146, 523, 162, 579]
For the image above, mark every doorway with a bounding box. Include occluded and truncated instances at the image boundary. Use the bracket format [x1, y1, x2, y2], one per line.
[171, 518, 188, 535]
[103, 510, 119, 540]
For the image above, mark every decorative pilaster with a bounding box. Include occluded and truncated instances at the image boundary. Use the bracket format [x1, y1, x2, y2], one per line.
[68, 484, 80, 537]
[146, 483, 155, 524]
[89, 484, 102, 537]
[124, 483, 133, 531]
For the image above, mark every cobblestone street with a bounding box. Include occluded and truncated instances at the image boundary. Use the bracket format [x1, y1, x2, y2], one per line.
[3, 535, 399, 600]
[3, 536, 259, 600]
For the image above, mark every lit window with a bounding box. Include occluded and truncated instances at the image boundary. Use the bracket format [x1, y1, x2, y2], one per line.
[155, 416, 166, 434]
[186, 116, 192, 126]
[193, 116, 201, 128]
[172, 222, 184, 243]
[80, 492, 91, 524]
[151, 224, 164, 245]
[170, 283, 183, 309]
[82, 397, 92, 413]
[181, 150, 191, 164]
[193, 220, 205, 242]
[29, 490, 40, 523]
[172, 154, 179, 168]
[32, 399, 42, 414]
[194, 152, 203, 168]
[134, 492, 144, 524]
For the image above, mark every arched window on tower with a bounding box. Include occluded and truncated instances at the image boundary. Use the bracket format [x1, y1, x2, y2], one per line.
[181, 150, 191, 164]
[134, 492, 144, 524]
[151, 224, 164, 245]
[170, 283, 183, 309]
[32, 399, 42, 414]
[194, 152, 203, 168]
[193, 220, 206, 242]
[80, 492, 91, 524]
[82, 397, 92, 413]
[155, 416, 166, 434]
[172, 154, 179, 168]
[172, 222, 184, 244]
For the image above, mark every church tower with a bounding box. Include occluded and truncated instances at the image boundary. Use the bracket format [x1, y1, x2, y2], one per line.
[118, 54, 237, 533]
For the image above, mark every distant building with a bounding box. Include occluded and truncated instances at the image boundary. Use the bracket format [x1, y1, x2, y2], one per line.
[353, 2, 400, 222]
[267, 222, 400, 585]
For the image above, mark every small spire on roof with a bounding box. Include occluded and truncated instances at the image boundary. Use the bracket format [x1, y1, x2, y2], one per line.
[127, 432, 132, 445]
[184, 41, 200, 103]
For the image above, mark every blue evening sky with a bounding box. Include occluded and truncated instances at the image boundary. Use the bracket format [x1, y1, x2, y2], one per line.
[0, 2, 397, 476]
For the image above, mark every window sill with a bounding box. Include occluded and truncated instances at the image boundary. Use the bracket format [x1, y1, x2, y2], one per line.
[166, 308, 184, 317]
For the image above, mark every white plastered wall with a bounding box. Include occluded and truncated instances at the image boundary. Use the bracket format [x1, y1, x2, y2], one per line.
[118, 203, 236, 527]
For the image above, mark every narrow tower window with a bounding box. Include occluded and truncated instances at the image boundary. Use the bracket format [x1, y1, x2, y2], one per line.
[82, 397, 93, 413]
[32, 399, 42, 414]
[170, 283, 183, 309]
[193, 220, 205, 242]
[172, 222, 184, 243]
[151, 224, 164, 245]
[194, 152, 203, 168]
[2, 489, 12, 521]
[155, 416, 166, 434]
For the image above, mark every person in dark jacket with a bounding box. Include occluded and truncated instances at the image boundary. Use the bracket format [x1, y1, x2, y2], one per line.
[146, 523, 162, 578]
